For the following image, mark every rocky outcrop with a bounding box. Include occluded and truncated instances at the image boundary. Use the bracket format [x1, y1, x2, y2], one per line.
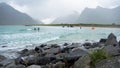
[105, 33, 118, 46]
[74, 55, 90, 68]
[103, 33, 120, 56]
[95, 56, 120, 68]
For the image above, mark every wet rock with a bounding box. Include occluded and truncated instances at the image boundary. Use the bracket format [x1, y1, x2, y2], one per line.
[105, 33, 118, 46]
[99, 38, 107, 43]
[27, 65, 41, 68]
[83, 42, 92, 49]
[74, 55, 90, 68]
[95, 56, 120, 68]
[63, 43, 69, 46]
[40, 44, 47, 48]
[0, 55, 6, 62]
[50, 44, 60, 48]
[18, 49, 36, 57]
[35, 46, 43, 53]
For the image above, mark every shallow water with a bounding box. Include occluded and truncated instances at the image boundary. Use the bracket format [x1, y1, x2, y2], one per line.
[0, 26, 120, 58]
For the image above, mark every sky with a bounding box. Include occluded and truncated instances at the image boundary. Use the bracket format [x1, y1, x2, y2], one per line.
[0, 0, 120, 24]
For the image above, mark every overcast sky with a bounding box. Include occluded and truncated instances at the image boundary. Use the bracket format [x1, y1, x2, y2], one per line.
[0, 0, 120, 23]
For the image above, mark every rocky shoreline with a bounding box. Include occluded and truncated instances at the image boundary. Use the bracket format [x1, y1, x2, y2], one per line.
[0, 33, 120, 68]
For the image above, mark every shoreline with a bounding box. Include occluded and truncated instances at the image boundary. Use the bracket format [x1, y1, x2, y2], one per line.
[0, 33, 120, 68]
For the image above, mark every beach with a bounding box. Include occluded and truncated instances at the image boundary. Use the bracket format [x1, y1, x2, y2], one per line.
[0, 26, 120, 68]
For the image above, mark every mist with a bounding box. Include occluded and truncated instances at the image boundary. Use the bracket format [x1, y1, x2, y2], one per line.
[0, 0, 120, 23]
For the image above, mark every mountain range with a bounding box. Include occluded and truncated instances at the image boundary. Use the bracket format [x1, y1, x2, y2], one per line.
[53, 6, 120, 24]
[0, 3, 42, 25]
[52, 12, 79, 24]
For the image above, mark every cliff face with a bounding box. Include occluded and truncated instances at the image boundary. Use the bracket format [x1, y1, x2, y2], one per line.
[0, 3, 42, 25]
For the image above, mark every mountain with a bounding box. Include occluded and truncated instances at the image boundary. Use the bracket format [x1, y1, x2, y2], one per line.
[77, 6, 120, 24]
[52, 6, 120, 24]
[0, 3, 42, 25]
[52, 12, 79, 24]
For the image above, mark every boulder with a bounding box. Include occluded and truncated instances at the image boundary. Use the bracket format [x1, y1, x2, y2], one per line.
[105, 33, 118, 46]
[0, 55, 6, 62]
[54, 62, 65, 68]
[35, 46, 43, 53]
[0, 59, 14, 68]
[39, 44, 47, 48]
[44, 47, 61, 54]
[103, 43, 120, 56]
[15, 55, 57, 66]
[18, 49, 36, 57]
[27, 65, 41, 68]
[6, 64, 26, 68]
[103, 33, 120, 56]
[64, 48, 88, 67]
[95, 56, 120, 68]
[15, 55, 35, 65]
[83, 42, 92, 49]
[50, 44, 60, 48]
[99, 38, 107, 43]
[74, 55, 90, 68]
[63, 43, 69, 46]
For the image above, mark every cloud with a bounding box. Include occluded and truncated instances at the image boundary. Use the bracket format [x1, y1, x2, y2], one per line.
[8, 1, 30, 13]
[0, 0, 120, 21]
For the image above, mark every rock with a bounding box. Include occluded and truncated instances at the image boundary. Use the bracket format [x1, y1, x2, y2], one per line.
[6, 64, 26, 68]
[105, 33, 118, 46]
[0, 55, 6, 62]
[63, 43, 69, 46]
[95, 56, 120, 68]
[74, 55, 90, 68]
[99, 38, 107, 43]
[15, 55, 35, 65]
[44, 47, 61, 54]
[103, 43, 120, 56]
[62, 48, 88, 67]
[40, 44, 47, 48]
[27, 65, 41, 68]
[83, 42, 92, 49]
[35, 46, 43, 53]
[15, 55, 57, 66]
[119, 41, 120, 46]
[54, 62, 65, 68]
[50, 44, 60, 48]
[18, 49, 36, 57]
[61, 47, 71, 53]
[0, 59, 14, 68]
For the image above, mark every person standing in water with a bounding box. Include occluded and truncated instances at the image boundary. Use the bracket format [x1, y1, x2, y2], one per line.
[38, 28, 40, 31]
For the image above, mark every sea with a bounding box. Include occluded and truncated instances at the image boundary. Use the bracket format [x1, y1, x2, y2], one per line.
[0, 25, 120, 58]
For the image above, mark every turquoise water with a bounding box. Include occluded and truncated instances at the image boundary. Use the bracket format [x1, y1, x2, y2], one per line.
[0, 26, 120, 58]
